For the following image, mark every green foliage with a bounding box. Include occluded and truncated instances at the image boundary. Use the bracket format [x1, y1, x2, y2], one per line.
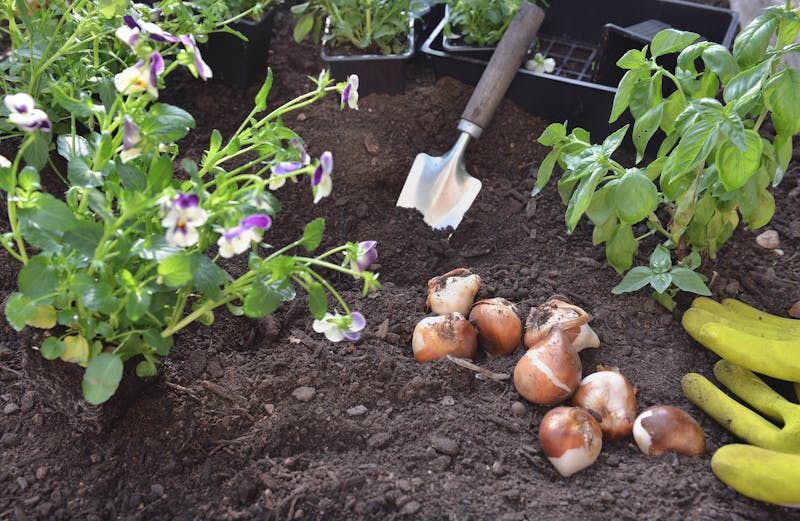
[2, 9, 380, 407]
[534, 7, 800, 305]
[444, 0, 523, 47]
[292, 0, 422, 54]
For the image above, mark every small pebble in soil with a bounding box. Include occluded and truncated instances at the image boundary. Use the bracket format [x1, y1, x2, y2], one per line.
[510, 401, 527, 417]
[17, 477, 28, 490]
[440, 396, 455, 406]
[399, 500, 421, 515]
[346, 405, 368, 416]
[790, 301, 800, 318]
[755, 229, 780, 249]
[20, 391, 36, 412]
[367, 432, 392, 449]
[491, 461, 507, 476]
[4, 403, 19, 415]
[1, 432, 19, 447]
[35, 467, 47, 480]
[292, 387, 316, 402]
[429, 435, 460, 456]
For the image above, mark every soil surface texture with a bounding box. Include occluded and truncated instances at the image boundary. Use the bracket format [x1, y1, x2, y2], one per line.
[2, 2, 800, 520]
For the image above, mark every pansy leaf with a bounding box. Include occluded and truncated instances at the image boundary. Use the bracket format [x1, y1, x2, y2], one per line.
[243, 281, 281, 318]
[300, 217, 325, 251]
[18, 255, 58, 301]
[254, 69, 273, 112]
[141, 104, 195, 143]
[18, 193, 77, 252]
[307, 282, 327, 320]
[57, 134, 91, 160]
[40, 337, 65, 360]
[4, 293, 38, 331]
[22, 132, 49, 171]
[68, 157, 103, 188]
[82, 354, 123, 405]
[158, 252, 200, 287]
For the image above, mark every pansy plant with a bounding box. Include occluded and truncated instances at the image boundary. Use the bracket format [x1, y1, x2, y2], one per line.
[1, 65, 377, 405]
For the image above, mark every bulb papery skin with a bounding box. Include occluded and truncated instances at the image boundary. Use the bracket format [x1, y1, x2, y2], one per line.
[513, 328, 581, 405]
[571, 369, 637, 441]
[524, 299, 590, 349]
[469, 298, 522, 356]
[412, 312, 478, 363]
[633, 406, 706, 457]
[572, 323, 600, 352]
[426, 268, 481, 317]
[540, 406, 603, 477]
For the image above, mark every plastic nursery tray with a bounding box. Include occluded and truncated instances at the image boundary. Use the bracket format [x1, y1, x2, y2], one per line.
[421, 0, 739, 140]
[321, 14, 415, 96]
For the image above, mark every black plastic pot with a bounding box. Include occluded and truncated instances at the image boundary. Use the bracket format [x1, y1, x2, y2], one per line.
[321, 15, 415, 96]
[199, 9, 275, 89]
[422, 0, 739, 140]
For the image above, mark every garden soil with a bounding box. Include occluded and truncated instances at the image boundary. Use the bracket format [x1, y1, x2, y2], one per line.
[3, 2, 800, 520]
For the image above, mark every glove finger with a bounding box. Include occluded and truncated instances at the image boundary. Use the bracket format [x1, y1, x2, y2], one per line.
[714, 360, 793, 423]
[681, 372, 791, 452]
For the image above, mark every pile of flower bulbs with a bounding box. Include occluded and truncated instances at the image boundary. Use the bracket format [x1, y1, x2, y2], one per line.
[411, 268, 706, 477]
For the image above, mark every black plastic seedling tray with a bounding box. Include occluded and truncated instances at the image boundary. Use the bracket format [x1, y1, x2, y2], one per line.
[421, 0, 739, 140]
[200, 9, 276, 89]
[321, 16, 416, 96]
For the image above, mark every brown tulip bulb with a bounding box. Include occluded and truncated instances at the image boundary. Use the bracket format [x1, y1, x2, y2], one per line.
[539, 406, 603, 477]
[524, 299, 600, 351]
[571, 368, 638, 441]
[469, 298, 522, 355]
[513, 328, 582, 405]
[426, 268, 481, 317]
[633, 405, 706, 457]
[412, 312, 478, 363]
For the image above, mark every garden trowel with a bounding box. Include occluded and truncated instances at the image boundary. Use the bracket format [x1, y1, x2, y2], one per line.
[396, 2, 545, 230]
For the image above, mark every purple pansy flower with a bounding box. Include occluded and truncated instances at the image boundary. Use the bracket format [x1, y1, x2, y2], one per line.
[116, 24, 140, 48]
[4, 93, 51, 132]
[120, 116, 142, 163]
[311, 151, 333, 204]
[161, 192, 208, 247]
[290, 138, 311, 165]
[340, 75, 359, 110]
[351, 241, 378, 273]
[312, 311, 366, 342]
[179, 34, 212, 81]
[122, 14, 178, 43]
[217, 214, 272, 258]
[269, 161, 304, 190]
[114, 52, 164, 97]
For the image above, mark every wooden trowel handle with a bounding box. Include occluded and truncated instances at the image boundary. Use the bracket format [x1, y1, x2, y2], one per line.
[459, 2, 545, 138]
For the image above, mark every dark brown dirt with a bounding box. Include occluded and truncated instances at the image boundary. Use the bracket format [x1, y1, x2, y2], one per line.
[3, 2, 800, 520]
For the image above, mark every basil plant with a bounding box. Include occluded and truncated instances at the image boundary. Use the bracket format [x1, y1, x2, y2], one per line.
[534, 2, 800, 309]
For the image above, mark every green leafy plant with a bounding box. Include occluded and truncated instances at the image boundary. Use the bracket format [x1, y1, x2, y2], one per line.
[533, 2, 800, 308]
[185, 0, 276, 24]
[444, 0, 547, 47]
[292, 0, 422, 55]
[1, 5, 375, 404]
